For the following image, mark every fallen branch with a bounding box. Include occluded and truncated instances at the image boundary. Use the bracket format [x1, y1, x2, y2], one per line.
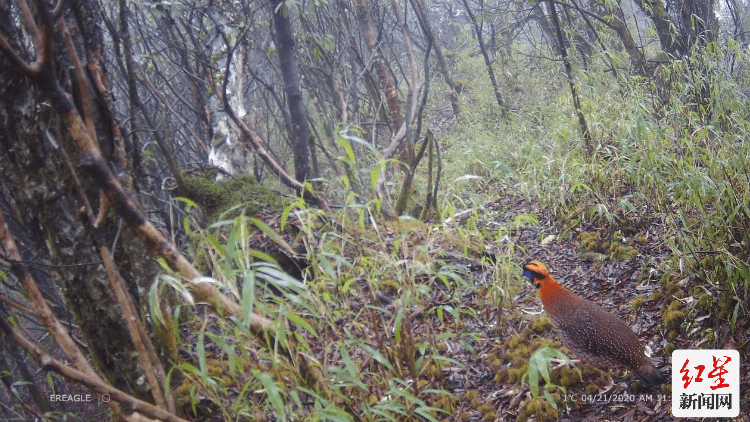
[0, 316, 188, 422]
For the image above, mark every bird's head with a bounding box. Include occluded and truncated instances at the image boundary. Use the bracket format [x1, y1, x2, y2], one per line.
[523, 260, 550, 289]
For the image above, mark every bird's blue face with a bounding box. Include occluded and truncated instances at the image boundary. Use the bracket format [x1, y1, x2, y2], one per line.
[522, 264, 545, 288]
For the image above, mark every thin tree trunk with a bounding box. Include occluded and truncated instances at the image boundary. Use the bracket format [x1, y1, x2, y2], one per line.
[118, 0, 144, 185]
[271, 0, 312, 183]
[531, 2, 561, 56]
[353, 0, 413, 168]
[460, 0, 507, 115]
[410, 0, 460, 115]
[726, 0, 748, 44]
[546, 0, 592, 153]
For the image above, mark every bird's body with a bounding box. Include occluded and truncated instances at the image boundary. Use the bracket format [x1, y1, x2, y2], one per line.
[523, 260, 664, 386]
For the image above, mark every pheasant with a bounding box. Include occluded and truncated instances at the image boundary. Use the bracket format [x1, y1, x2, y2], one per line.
[523, 260, 664, 386]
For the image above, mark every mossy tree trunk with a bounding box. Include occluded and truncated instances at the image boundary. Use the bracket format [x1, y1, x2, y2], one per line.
[0, 0, 159, 406]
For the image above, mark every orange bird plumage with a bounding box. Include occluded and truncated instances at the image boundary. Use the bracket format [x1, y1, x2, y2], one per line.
[523, 260, 664, 386]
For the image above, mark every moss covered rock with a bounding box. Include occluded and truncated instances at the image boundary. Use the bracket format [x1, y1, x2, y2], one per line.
[183, 174, 284, 223]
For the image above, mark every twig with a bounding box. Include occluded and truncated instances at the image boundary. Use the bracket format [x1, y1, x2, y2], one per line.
[0, 316, 188, 422]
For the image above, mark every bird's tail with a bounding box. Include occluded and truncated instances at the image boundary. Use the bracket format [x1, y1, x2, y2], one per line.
[633, 361, 665, 387]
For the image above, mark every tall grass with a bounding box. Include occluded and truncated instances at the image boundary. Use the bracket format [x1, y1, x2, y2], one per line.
[442, 41, 750, 335]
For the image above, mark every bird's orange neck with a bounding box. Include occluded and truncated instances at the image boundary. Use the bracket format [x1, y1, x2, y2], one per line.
[536, 274, 576, 307]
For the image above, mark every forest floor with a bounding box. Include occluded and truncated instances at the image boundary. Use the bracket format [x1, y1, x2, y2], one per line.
[438, 190, 677, 421]
[170, 128, 750, 420]
[436, 187, 750, 421]
[171, 180, 750, 422]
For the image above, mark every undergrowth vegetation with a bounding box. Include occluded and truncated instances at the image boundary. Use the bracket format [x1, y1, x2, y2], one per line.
[444, 42, 750, 336]
[160, 44, 750, 420]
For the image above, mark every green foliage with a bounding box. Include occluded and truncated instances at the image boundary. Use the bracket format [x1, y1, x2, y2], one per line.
[151, 211, 326, 420]
[523, 346, 574, 409]
[153, 201, 490, 420]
